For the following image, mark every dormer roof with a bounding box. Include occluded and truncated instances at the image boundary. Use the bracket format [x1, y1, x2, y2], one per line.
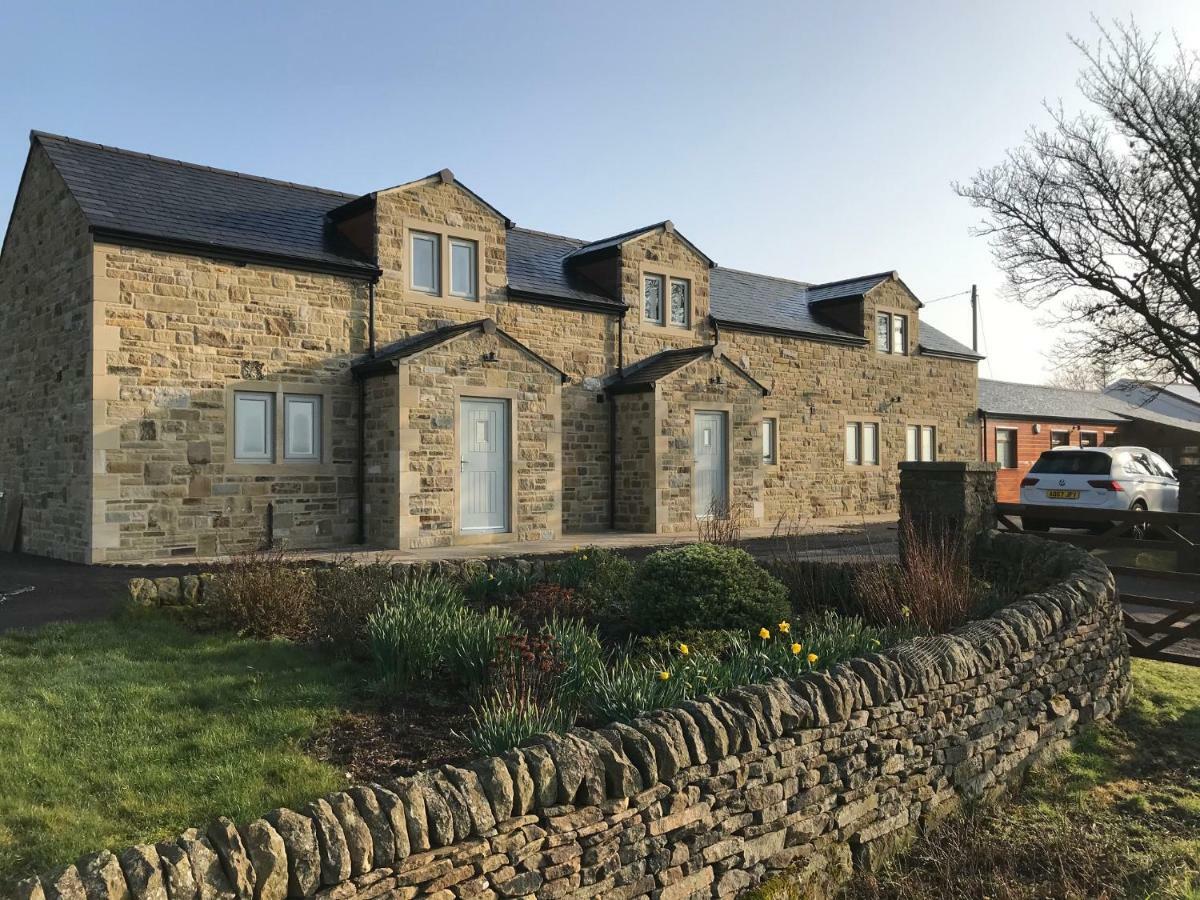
[565, 220, 715, 268]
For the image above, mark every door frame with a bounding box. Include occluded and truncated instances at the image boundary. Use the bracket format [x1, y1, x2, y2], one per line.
[692, 405, 732, 520]
[453, 388, 518, 543]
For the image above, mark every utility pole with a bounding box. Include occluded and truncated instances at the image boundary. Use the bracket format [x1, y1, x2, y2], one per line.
[970, 284, 978, 352]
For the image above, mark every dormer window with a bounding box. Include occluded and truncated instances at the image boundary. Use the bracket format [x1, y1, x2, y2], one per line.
[644, 274, 664, 324]
[449, 238, 478, 299]
[411, 232, 440, 294]
[643, 273, 691, 327]
[669, 278, 690, 327]
[875, 311, 908, 355]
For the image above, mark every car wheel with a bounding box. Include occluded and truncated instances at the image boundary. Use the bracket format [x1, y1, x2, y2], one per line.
[1128, 500, 1149, 540]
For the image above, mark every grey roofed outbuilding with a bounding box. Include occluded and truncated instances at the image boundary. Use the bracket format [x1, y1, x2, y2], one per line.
[25, 130, 980, 359]
[978, 379, 1129, 423]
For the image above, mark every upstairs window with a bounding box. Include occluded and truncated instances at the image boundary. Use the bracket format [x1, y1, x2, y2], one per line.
[449, 238, 477, 300]
[669, 278, 690, 327]
[644, 274, 664, 324]
[410, 232, 440, 294]
[875, 311, 909, 355]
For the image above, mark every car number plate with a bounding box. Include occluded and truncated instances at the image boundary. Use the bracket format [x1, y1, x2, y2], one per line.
[1045, 490, 1080, 499]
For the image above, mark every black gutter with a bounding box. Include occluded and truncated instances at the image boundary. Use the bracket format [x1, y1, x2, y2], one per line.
[608, 396, 617, 530]
[920, 347, 985, 362]
[90, 227, 382, 280]
[978, 410, 1129, 426]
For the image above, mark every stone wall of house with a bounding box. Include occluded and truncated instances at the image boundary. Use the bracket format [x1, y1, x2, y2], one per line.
[0, 146, 94, 561]
[613, 393, 657, 532]
[363, 375, 400, 548]
[723, 280, 979, 524]
[655, 355, 764, 533]
[388, 330, 563, 549]
[42, 534, 1128, 900]
[619, 229, 716, 360]
[91, 243, 369, 562]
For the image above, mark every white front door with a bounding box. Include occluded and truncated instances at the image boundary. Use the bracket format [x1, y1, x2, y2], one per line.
[460, 398, 510, 533]
[694, 410, 728, 519]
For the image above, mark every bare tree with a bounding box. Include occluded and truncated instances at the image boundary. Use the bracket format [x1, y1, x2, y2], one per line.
[1043, 346, 1119, 391]
[956, 20, 1200, 391]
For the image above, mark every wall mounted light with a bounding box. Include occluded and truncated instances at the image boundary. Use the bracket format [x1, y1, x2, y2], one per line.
[1032, 423, 1041, 434]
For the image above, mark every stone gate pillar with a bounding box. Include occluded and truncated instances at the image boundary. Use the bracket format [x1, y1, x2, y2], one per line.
[898, 461, 999, 551]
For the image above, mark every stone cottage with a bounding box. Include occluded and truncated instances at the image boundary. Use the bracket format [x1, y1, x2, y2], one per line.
[0, 132, 981, 563]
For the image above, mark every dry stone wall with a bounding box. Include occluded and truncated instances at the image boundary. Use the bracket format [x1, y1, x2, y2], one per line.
[75, 534, 1130, 900]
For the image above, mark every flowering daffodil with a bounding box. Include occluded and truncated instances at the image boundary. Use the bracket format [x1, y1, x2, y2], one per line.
[657, 670, 671, 681]
[678, 643, 689, 656]
[807, 653, 819, 664]
[778, 621, 791, 634]
[758, 627, 771, 640]
[791, 643, 802, 655]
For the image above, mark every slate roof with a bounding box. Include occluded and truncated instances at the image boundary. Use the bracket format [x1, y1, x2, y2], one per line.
[607, 345, 768, 395]
[26, 131, 981, 360]
[352, 318, 568, 382]
[32, 132, 378, 276]
[565, 220, 715, 268]
[506, 228, 622, 310]
[978, 379, 1130, 423]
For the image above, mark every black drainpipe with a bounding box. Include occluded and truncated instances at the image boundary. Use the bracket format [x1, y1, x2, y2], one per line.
[616, 313, 624, 374]
[608, 393, 618, 530]
[356, 373, 367, 545]
[368, 281, 377, 358]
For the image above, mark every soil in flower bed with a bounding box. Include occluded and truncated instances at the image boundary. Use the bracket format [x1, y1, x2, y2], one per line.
[307, 693, 476, 780]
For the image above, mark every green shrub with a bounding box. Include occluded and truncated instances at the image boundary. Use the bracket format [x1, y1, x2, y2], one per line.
[463, 692, 568, 757]
[442, 605, 520, 692]
[311, 559, 395, 647]
[461, 566, 539, 604]
[763, 558, 881, 617]
[365, 573, 470, 693]
[539, 614, 604, 716]
[633, 627, 745, 663]
[630, 543, 789, 633]
[208, 549, 317, 640]
[583, 650, 687, 725]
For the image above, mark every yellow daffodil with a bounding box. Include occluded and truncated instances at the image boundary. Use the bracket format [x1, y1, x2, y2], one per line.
[807, 653, 819, 664]
[791, 643, 802, 655]
[678, 643, 689, 656]
[581, 554, 588, 561]
[778, 621, 791, 634]
[657, 670, 671, 681]
[758, 627, 770, 640]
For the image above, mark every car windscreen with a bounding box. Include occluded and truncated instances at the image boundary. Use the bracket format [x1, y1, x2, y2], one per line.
[1029, 451, 1112, 476]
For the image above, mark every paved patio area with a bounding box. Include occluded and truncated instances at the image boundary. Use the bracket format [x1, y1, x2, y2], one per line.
[140, 513, 901, 566]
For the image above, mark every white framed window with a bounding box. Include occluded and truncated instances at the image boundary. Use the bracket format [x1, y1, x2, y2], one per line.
[863, 422, 879, 465]
[1050, 429, 1070, 447]
[644, 274, 664, 324]
[284, 394, 322, 461]
[1080, 430, 1099, 447]
[845, 423, 861, 464]
[410, 231, 440, 294]
[234, 392, 274, 462]
[996, 428, 1017, 468]
[449, 238, 477, 300]
[875, 313, 892, 352]
[875, 312, 909, 355]
[846, 420, 879, 466]
[906, 424, 936, 461]
[669, 277, 690, 327]
[762, 417, 777, 464]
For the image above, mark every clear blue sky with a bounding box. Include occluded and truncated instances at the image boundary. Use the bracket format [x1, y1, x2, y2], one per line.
[2, 1, 1197, 383]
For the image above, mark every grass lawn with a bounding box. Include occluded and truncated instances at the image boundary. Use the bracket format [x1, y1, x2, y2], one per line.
[752, 658, 1200, 899]
[0, 610, 361, 884]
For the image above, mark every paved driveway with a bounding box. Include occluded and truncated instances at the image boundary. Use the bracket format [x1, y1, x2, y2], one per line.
[0, 552, 195, 632]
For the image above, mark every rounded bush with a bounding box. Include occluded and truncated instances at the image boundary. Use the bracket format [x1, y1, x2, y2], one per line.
[630, 543, 790, 633]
